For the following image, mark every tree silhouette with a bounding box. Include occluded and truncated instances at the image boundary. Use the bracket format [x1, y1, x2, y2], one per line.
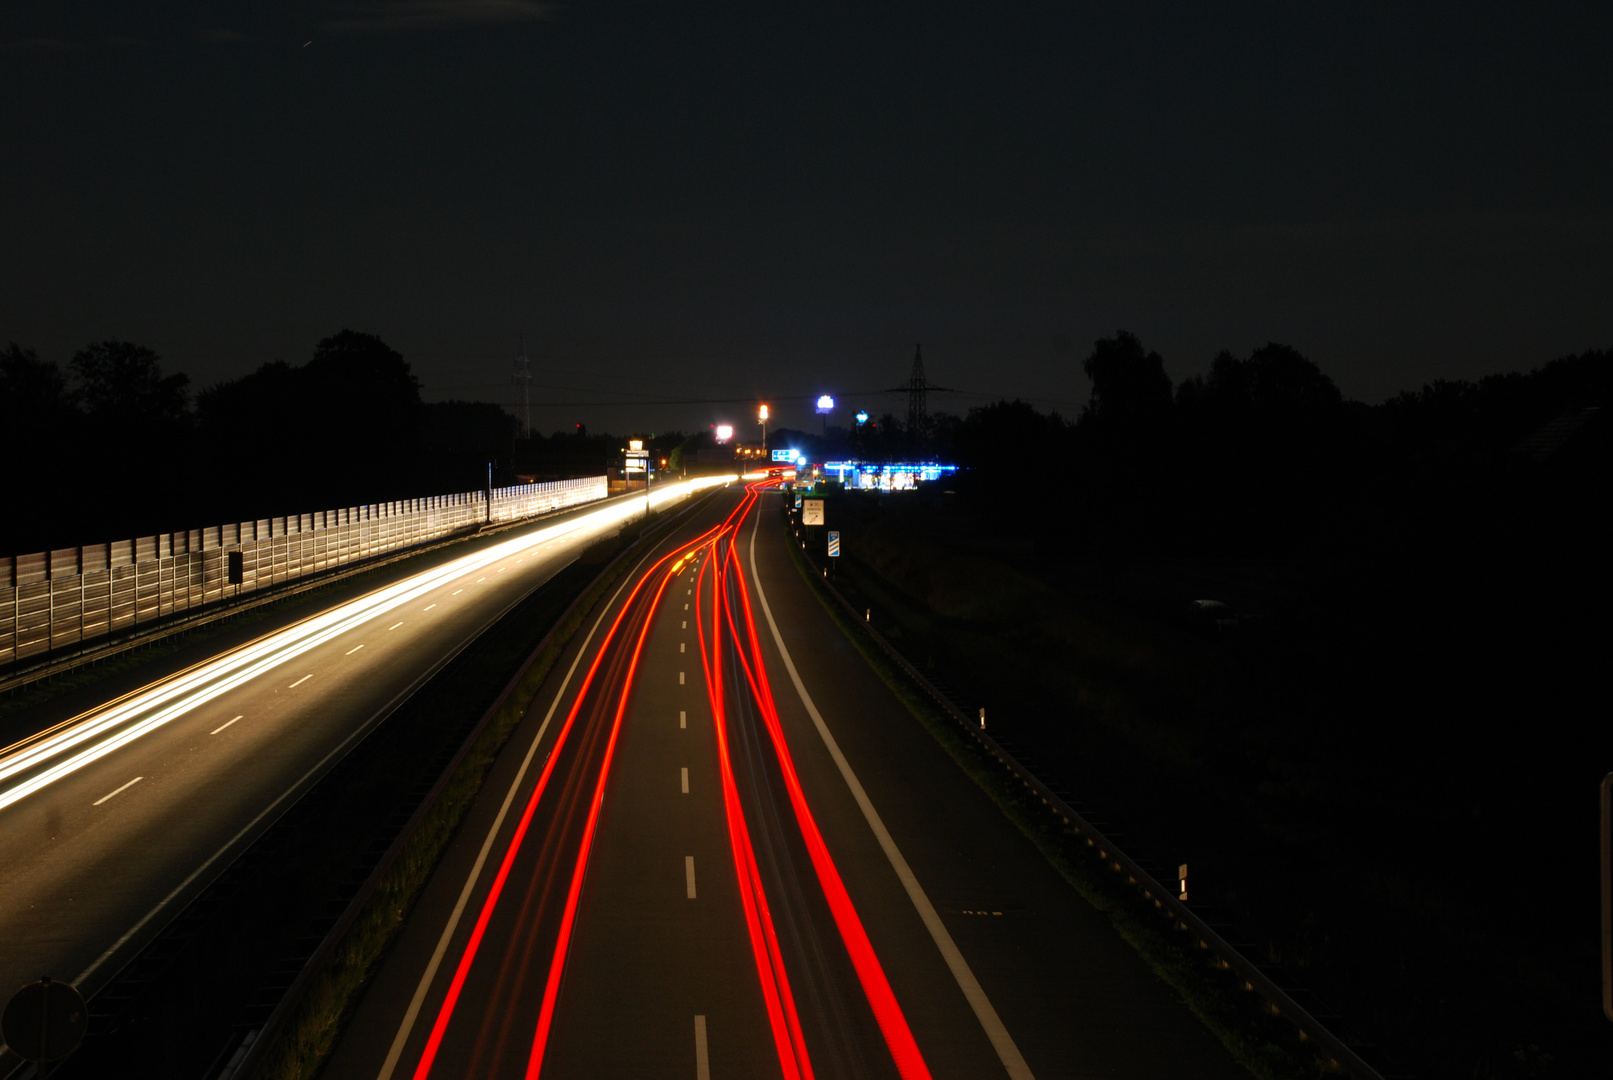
[1, 342, 67, 414]
[1081, 330, 1172, 428]
[69, 340, 190, 428]
[195, 331, 425, 518]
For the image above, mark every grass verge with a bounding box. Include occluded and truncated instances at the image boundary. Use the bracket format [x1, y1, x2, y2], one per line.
[781, 512, 1329, 1080]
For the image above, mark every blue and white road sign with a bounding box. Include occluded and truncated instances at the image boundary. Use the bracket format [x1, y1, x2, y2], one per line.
[827, 530, 840, 557]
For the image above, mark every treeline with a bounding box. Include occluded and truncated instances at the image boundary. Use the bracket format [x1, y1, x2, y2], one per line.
[901, 332, 1610, 559]
[826, 338, 1610, 1076]
[0, 331, 623, 556]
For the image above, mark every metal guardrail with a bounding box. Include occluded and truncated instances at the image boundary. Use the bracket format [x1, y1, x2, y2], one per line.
[790, 520, 1392, 1080]
[0, 478, 606, 677]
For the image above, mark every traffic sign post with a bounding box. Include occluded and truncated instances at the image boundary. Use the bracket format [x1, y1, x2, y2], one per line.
[802, 499, 824, 526]
[827, 530, 840, 557]
[625, 445, 650, 518]
[2, 977, 87, 1073]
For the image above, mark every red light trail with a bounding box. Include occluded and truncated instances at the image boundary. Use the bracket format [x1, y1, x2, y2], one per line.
[406, 481, 931, 1079]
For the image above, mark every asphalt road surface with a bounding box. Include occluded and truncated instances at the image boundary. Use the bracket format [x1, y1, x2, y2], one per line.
[0, 481, 722, 1072]
[330, 482, 1247, 1080]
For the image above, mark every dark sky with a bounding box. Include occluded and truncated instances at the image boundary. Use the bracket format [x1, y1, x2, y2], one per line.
[4, 2, 1611, 436]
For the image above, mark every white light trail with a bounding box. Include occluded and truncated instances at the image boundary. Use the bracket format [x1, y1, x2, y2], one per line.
[0, 477, 731, 814]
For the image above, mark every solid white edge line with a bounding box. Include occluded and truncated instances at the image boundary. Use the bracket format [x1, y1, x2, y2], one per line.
[93, 776, 143, 805]
[373, 548, 656, 1080]
[746, 497, 1037, 1080]
[210, 716, 243, 736]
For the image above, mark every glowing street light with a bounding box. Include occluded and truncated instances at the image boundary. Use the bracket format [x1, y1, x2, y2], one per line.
[855, 410, 869, 425]
[759, 403, 769, 451]
[715, 424, 734, 444]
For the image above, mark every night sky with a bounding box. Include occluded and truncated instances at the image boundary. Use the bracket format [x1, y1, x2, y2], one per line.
[4, 2, 1611, 436]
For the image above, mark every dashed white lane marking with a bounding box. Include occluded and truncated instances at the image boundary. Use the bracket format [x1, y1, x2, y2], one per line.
[210, 715, 243, 735]
[94, 776, 143, 806]
[388, 622, 404, 630]
[681, 767, 689, 794]
[289, 674, 313, 688]
[680, 710, 687, 729]
[372, 549, 654, 1080]
[695, 1016, 710, 1080]
[679, 671, 685, 685]
[685, 856, 697, 898]
[682, 620, 687, 628]
[497, 567, 506, 573]
[684, 604, 688, 610]
[346, 644, 365, 655]
[476, 577, 486, 582]
[452, 589, 463, 595]
[747, 502, 1037, 1080]
[423, 604, 437, 611]
[680, 642, 686, 653]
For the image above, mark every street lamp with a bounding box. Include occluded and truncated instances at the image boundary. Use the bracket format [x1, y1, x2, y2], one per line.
[759, 403, 769, 454]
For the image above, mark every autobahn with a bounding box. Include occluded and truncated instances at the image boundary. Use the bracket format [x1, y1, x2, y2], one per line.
[0, 478, 727, 1073]
[328, 481, 1248, 1080]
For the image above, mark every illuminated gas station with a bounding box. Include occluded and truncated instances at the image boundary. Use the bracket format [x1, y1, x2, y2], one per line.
[821, 461, 958, 491]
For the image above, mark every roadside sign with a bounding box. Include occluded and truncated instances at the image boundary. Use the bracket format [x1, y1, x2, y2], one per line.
[2, 978, 87, 1062]
[827, 530, 840, 557]
[802, 499, 824, 526]
[794, 493, 802, 508]
[625, 450, 649, 474]
[771, 449, 795, 462]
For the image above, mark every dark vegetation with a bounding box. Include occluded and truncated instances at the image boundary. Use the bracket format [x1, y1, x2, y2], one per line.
[786, 521, 1325, 1080]
[0, 332, 662, 556]
[806, 334, 1611, 1079]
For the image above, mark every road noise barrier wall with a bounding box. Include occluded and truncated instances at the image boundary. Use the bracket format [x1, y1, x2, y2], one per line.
[0, 476, 607, 669]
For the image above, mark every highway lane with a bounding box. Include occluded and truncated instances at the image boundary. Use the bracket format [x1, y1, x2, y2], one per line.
[330, 480, 1248, 1079]
[0, 479, 726, 1066]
